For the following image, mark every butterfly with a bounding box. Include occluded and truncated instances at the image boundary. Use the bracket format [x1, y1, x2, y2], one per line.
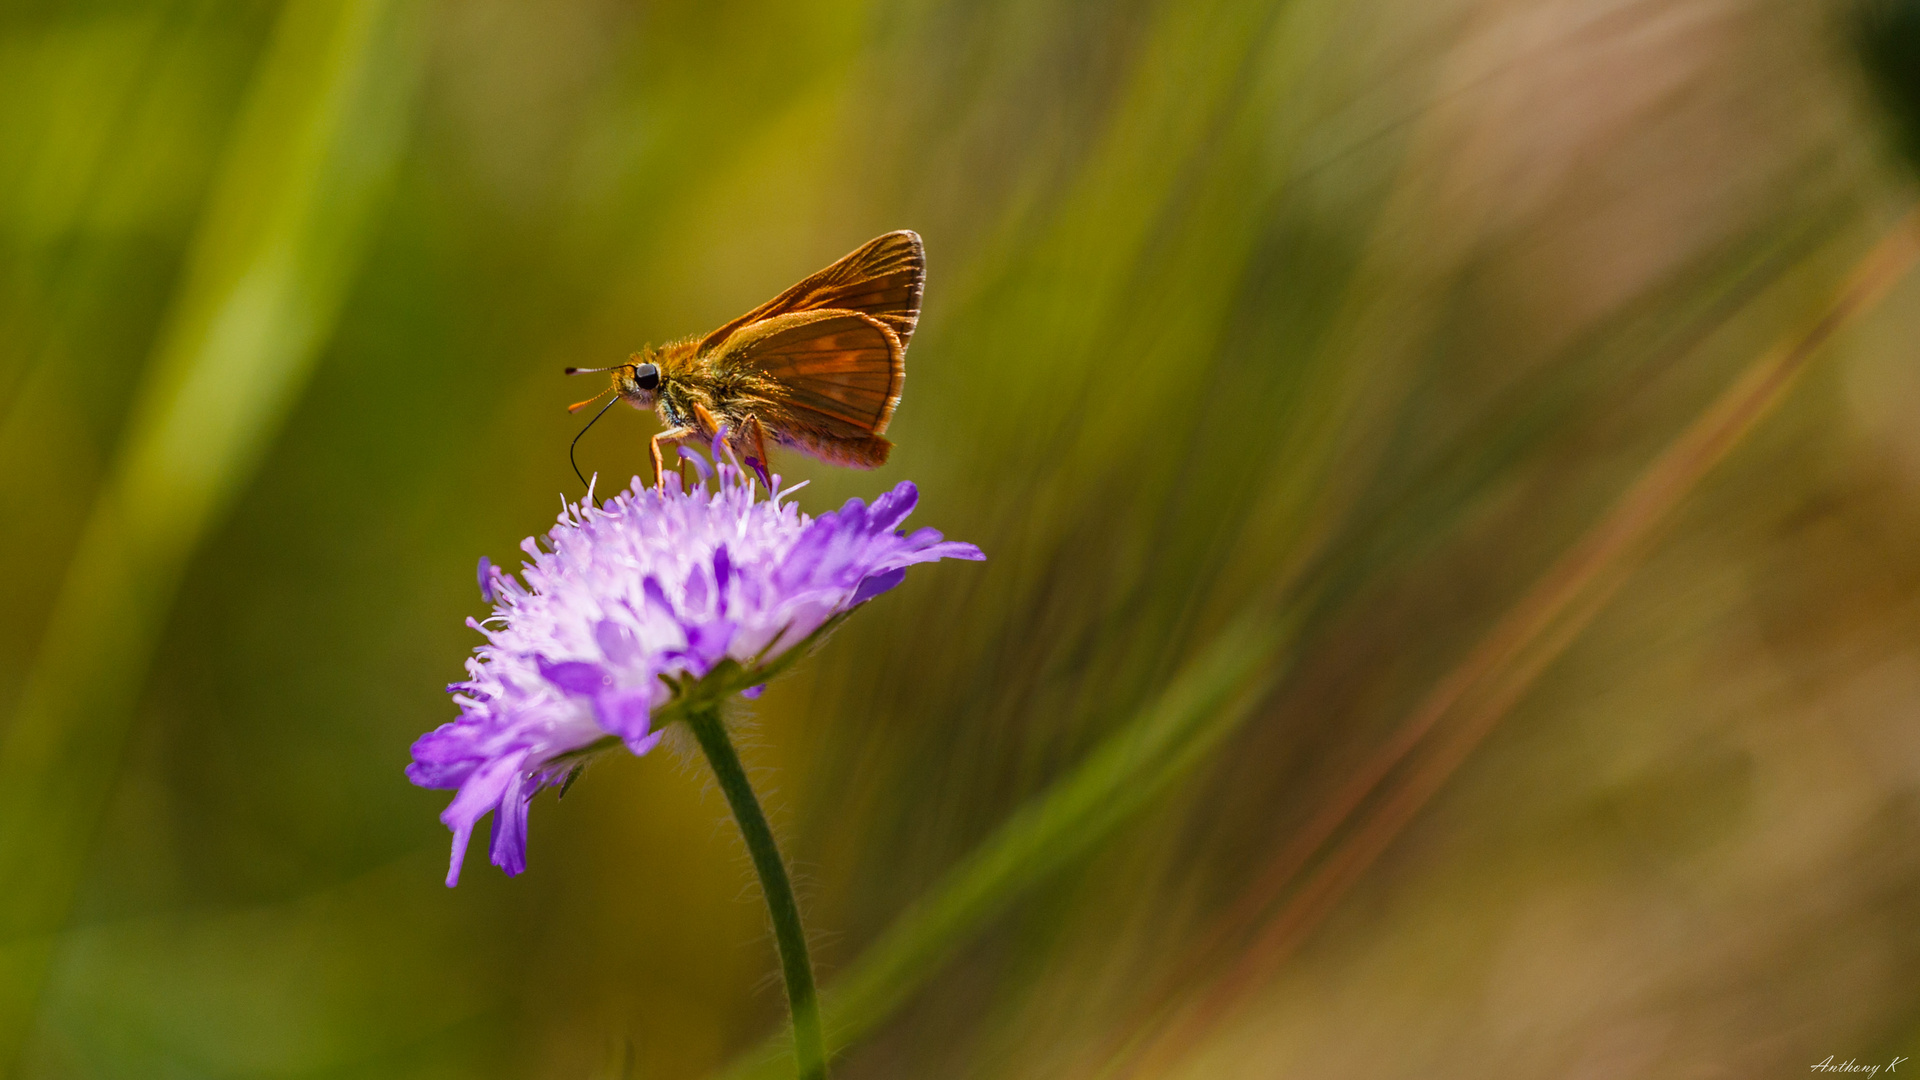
[566, 230, 924, 488]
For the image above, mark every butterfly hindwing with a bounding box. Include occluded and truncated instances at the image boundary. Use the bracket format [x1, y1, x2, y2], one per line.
[696, 231, 924, 355]
[711, 309, 903, 452]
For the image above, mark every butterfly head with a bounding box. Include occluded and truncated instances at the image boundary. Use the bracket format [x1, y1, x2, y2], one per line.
[613, 354, 662, 408]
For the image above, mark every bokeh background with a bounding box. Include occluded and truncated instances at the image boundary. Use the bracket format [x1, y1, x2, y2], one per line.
[7, 0, 1920, 1076]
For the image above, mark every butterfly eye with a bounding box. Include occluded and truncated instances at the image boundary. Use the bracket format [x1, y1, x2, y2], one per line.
[632, 363, 660, 391]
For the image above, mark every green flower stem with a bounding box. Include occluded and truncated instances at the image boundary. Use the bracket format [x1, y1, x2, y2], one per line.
[686, 705, 827, 1080]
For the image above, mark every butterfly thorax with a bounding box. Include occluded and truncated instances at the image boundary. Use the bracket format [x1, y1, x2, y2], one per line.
[631, 338, 774, 434]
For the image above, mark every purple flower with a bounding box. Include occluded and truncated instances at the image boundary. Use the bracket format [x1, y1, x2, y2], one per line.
[409, 448, 983, 886]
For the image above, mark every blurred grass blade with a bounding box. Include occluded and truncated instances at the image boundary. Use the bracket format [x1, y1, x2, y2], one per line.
[1114, 209, 1920, 1079]
[0, 0, 426, 1066]
[0, 9, 172, 416]
[716, 616, 1294, 1080]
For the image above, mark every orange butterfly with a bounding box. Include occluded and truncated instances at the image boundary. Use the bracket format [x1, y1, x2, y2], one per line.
[567, 231, 923, 487]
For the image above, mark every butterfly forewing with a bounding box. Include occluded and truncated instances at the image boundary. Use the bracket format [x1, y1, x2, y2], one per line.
[696, 231, 924, 355]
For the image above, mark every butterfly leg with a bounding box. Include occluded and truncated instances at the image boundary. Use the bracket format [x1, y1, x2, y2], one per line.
[689, 401, 747, 483]
[689, 401, 725, 442]
[650, 427, 694, 491]
[734, 414, 773, 489]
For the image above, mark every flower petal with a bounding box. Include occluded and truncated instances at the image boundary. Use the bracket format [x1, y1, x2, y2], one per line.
[439, 750, 529, 887]
[592, 685, 658, 742]
[642, 576, 677, 619]
[594, 619, 640, 665]
[851, 566, 907, 605]
[868, 481, 919, 533]
[677, 444, 714, 484]
[537, 656, 612, 695]
[489, 768, 532, 876]
[672, 618, 737, 669]
[713, 546, 732, 616]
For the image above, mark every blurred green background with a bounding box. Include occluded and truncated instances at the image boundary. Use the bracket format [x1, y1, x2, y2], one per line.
[7, 0, 1920, 1076]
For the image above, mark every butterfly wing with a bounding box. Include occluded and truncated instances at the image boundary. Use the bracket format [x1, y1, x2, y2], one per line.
[710, 309, 903, 467]
[696, 231, 925, 355]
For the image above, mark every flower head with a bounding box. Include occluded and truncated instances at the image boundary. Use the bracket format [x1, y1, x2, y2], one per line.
[409, 446, 982, 885]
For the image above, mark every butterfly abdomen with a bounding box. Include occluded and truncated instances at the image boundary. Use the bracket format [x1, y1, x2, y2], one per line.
[773, 429, 892, 468]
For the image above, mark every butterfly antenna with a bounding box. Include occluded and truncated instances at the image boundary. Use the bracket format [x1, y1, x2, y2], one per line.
[570, 393, 621, 489]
